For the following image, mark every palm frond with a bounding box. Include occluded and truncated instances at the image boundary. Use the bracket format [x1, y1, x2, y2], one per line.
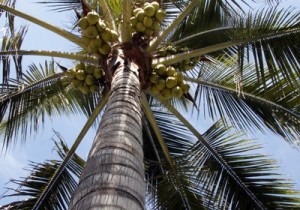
[0, 60, 102, 149]
[0, 133, 84, 210]
[188, 59, 300, 146]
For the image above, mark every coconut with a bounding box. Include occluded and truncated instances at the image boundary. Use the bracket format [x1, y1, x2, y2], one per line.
[155, 64, 166, 76]
[60, 76, 70, 87]
[166, 66, 176, 77]
[166, 76, 177, 89]
[84, 26, 99, 38]
[99, 43, 111, 55]
[145, 28, 154, 37]
[151, 20, 160, 32]
[158, 47, 167, 56]
[180, 83, 190, 93]
[87, 45, 99, 54]
[76, 70, 86, 81]
[143, 16, 153, 28]
[96, 21, 107, 32]
[136, 22, 146, 32]
[156, 79, 166, 90]
[149, 85, 160, 96]
[72, 79, 83, 89]
[87, 10, 100, 25]
[150, 72, 159, 83]
[75, 63, 85, 71]
[144, 5, 156, 17]
[80, 84, 90, 94]
[161, 88, 172, 100]
[171, 86, 183, 98]
[110, 30, 119, 42]
[93, 67, 103, 79]
[85, 74, 95, 85]
[100, 28, 112, 42]
[173, 72, 184, 83]
[130, 17, 139, 27]
[78, 17, 89, 29]
[85, 65, 95, 74]
[133, 8, 143, 16]
[136, 10, 146, 21]
[66, 68, 76, 79]
[89, 38, 102, 49]
[90, 84, 99, 93]
[151, 1, 160, 11]
[155, 9, 166, 22]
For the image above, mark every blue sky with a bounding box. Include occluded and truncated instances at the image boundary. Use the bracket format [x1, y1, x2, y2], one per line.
[1, 0, 300, 206]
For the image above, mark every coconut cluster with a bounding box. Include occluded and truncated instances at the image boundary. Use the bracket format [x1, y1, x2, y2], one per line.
[149, 64, 190, 100]
[130, 1, 166, 36]
[158, 45, 199, 71]
[77, 10, 118, 56]
[65, 62, 103, 94]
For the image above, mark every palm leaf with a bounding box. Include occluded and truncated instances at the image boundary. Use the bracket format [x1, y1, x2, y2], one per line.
[188, 59, 300, 146]
[0, 60, 103, 149]
[0, 133, 85, 210]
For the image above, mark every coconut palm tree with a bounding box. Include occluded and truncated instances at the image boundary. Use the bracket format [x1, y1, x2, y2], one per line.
[0, 0, 300, 209]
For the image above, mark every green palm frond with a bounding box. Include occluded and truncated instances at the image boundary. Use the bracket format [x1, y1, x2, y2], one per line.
[0, 133, 84, 210]
[145, 112, 300, 209]
[188, 59, 300, 146]
[1, 25, 27, 83]
[0, 60, 103, 149]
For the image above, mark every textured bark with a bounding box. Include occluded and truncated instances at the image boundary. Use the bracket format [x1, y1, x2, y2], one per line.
[69, 49, 145, 210]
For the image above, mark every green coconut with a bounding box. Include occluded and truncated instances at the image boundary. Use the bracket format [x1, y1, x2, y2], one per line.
[85, 74, 95, 85]
[136, 22, 146, 32]
[60, 76, 70, 87]
[171, 86, 183, 98]
[80, 84, 90, 94]
[151, 1, 160, 11]
[72, 79, 83, 89]
[90, 84, 99, 93]
[156, 79, 166, 90]
[150, 72, 159, 83]
[143, 16, 153, 28]
[149, 85, 160, 96]
[84, 26, 99, 38]
[151, 20, 160, 32]
[89, 38, 102, 49]
[110, 30, 119, 42]
[161, 88, 172, 100]
[96, 21, 107, 32]
[145, 28, 154, 37]
[76, 70, 86, 81]
[85, 65, 95, 74]
[166, 76, 177, 89]
[66, 68, 76, 79]
[158, 47, 167, 56]
[100, 28, 112, 42]
[180, 83, 190, 93]
[155, 9, 166, 22]
[78, 17, 89, 30]
[130, 17, 139, 27]
[133, 8, 143, 16]
[144, 5, 156, 17]
[75, 62, 85, 71]
[99, 43, 111, 55]
[136, 10, 146, 21]
[93, 67, 103, 79]
[87, 10, 100, 25]
[166, 66, 176, 77]
[155, 64, 166, 76]
[173, 72, 184, 83]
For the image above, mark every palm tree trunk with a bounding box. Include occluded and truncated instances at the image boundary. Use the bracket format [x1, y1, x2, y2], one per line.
[70, 49, 145, 210]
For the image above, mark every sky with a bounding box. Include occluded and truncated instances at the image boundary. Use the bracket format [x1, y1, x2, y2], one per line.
[0, 0, 300, 206]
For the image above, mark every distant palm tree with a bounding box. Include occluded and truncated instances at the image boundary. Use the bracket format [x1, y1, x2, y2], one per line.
[0, 0, 300, 209]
